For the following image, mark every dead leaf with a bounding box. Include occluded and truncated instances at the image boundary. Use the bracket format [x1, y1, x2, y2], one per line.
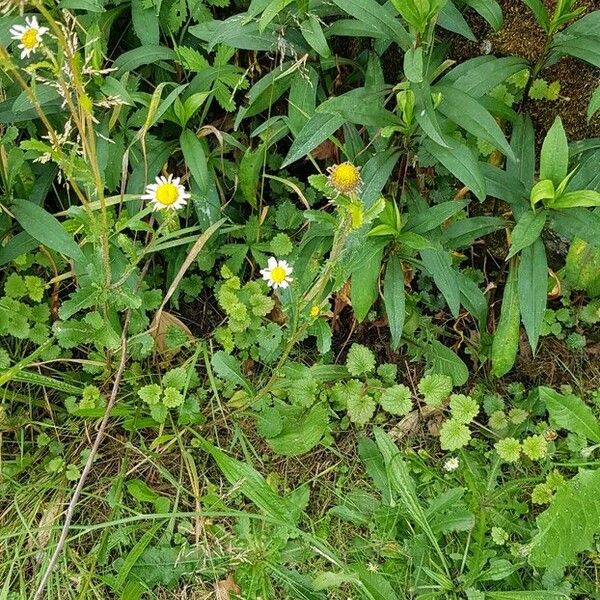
[151, 310, 193, 355]
[214, 574, 240, 600]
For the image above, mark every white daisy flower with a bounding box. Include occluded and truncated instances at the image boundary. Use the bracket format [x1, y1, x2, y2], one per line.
[9, 16, 48, 59]
[443, 457, 460, 472]
[260, 257, 293, 289]
[141, 174, 189, 211]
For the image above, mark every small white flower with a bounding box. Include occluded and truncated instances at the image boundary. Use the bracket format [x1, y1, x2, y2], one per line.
[9, 16, 48, 59]
[141, 174, 189, 211]
[443, 457, 460, 472]
[260, 257, 293, 289]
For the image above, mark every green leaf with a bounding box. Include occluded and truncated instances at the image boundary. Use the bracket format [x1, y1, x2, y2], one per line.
[423, 136, 487, 201]
[180, 130, 208, 194]
[425, 340, 469, 386]
[438, 0, 476, 41]
[552, 190, 600, 209]
[197, 436, 298, 525]
[491, 260, 520, 377]
[550, 208, 600, 247]
[301, 15, 330, 58]
[258, 0, 294, 31]
[406, 200, 469, 233]
[530, 179, 555, 207]
[539, 387, 600, 443]
[267, 403, 329, 456]
[11, 200, 84, 263]
[58, 287, 98, 320]
[211, 351, 253, 393]
[507, 210, 546, 258]
[287, 67, 318, 135]
[464, 0, 503, 31]
[330, 0, 411, 49]
[540, 117, 568, 186]
[403, 47, 423, 83]
[238, 143, 266, 207]
[530, 469, 600, 571]
[485, 593, 568, 600]
[507, 114, 536, 192]
[112, 46, 177, 76]
[383, 256, 405, 351]
[282, 111, 345, 167]
[588, 83, 600, 122]
[0, 231, 38, 267]
[414, 81, 449, 148]
[518, 239, 547, 352]
[131, 0, 159, 46]
[440, 56, 529, 97]
[351, 242, 383, 322]
[443, 216, 505, 249]
[551, 12, 600, 68]
[189, 17, 278, 51]
[420, 247, 461, 317]
[520, 0, 549, 31]
[436, 85, 515, 160]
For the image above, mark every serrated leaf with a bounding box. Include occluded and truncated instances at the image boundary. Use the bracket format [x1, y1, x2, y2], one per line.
[529, 469, 600, 571]
[539, 387, 600, 443]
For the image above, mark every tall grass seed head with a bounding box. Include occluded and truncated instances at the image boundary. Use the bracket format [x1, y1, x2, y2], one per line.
[9, 16, 48, 59]
[260, 256, 293, 289]
[142, 174, 190, 211]
[327, 161, 362, 196]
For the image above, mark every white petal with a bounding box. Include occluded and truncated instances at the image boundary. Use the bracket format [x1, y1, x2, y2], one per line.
[172, 177, 180, 185]
[267, 256, 278, 269]
[279, 280, 289, 289]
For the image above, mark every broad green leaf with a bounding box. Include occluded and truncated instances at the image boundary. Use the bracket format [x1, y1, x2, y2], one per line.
[11, 200, 85, 263]
[258, 0, 294, 32]
[552, 190, 600, 209]
[360, 148, 401, 209]
[550, 208, 600, 247]
[425, 340, 469, 385]
[436, 85, 515, 160]
[588, 83, 600, 122]
[438, 0, 476, 41]
[464, 0, 503, 30]
[180, 130, 208, 194]
[564, 238, 600, 296]
[0, 231, 37, 266]
[287, 67, 318, 135]
[486, 593, 568, 600]
[518, 239, 547, 352]
[507, 114, 536, 192]
[301, 14, 330, 58]
[540, 117, 568, 186]
[443, 216, 505, 249]
[238, 143, 266, 207]
[211, 351, 253, 393]
[189, 16, 279, 51]
[482, 163, 528, 207]
[530, 179, 555, 207]
[491, 260, 520, 377]
[520, 0, 549, 31]
[282, 112, 345, 167]
[440, 56, 529, 97]
[197, 436, 298, 525]
[403, 47, 423, 83]
[131, 0, 159, 46]
[507, 210, 546, 258]
[551, 12, 600, 68]
[420, 247, 460, 317]
[458, 272, 488, 328]
[414, 81, 449, 148]
[58, 287, 98, 320]
[539, 387, 600, 443]
[406, 200, 469, 233]
[423, 136, 487, 202]
[530, 469, 600, 571]
[330, 0, 411, 49]
[351, 243, 383, 322]
[266, 403, 329, 456]
[113, 46, 177, 76]
[383, 256, 405, 350]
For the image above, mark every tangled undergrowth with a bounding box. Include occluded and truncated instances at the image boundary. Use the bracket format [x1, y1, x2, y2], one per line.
[1, 0, 600, 598]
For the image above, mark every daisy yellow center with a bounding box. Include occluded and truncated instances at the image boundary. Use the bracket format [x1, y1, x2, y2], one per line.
[310, 305, 321, 318]
[155, 182, 179, 206]
[270, 266, 287, 284]
[329, 162, 360, 193]
[21, 28, 39, 49]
